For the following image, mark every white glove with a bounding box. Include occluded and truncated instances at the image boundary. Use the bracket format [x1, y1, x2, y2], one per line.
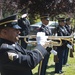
[67, 44, 72, 49]
[36, 32, 48, 46]
[50, 49, 57, 55]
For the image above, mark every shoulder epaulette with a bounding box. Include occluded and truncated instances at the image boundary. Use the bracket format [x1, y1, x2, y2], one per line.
[0, 43, 15, 50]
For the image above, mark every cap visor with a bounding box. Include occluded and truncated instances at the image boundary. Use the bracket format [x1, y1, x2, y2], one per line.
[13, 24, 21, 29]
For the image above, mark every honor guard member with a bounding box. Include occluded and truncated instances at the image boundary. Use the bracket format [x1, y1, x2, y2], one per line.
[63, 17, 73, 65]
[0, 14, 51, 75]
[65, 18, 72, 35]
[38, 14, 53, 75]
[55, 18, 70, 74]
[18, 13, 30, 49]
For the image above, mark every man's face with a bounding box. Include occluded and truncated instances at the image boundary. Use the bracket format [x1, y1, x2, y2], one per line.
[41, 19, 49, 25]
[59, 21, 65, 26]
[3, 27, 21, 43]
[66, 21, 71, 25]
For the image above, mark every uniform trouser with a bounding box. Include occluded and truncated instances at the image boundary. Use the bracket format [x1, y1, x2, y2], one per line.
[38, 53, 50, 75]
[63, 47, 69, 65]
[55, 47, 65, 72]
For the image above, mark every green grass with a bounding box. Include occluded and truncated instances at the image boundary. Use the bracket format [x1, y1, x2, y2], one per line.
[32, 45, 75, 75]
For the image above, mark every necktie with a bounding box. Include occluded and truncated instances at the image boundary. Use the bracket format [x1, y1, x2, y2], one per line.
[63, 26, 68, 35]
[45, 26, 52, 35]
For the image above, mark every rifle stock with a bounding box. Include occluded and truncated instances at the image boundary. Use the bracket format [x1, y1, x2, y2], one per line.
[70, 49, 74, 58]
[72, 45, 74, 52]
[54, 55, 59, 63]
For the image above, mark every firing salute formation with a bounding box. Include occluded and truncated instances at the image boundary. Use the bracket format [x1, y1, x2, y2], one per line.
[0, 13, 74, 75]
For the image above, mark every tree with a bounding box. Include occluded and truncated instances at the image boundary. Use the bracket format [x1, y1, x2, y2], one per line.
[18, 0, 75, 18]
[0, 0, 75, 19]
[0, 0, 18, 19]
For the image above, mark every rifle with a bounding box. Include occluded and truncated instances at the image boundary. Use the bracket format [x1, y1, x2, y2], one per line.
[70, 49, 74, 58]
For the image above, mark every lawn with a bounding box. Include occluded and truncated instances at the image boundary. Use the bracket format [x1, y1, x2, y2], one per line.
[32, 45, 75, 75]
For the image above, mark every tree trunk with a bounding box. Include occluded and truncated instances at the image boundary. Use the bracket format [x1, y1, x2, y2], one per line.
[0, 8, 3, 19]
[0, 0, 3, 19]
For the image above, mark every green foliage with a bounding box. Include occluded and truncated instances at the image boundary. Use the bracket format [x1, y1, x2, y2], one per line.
[18, 0, 75, 17]
[29, 14, 40, 24]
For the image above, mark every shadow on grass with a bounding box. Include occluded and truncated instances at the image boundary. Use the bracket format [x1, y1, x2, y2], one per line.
[46, 64, 55, 75]
[46, 71, 55, 75]
[47, 64, 55, 69]
[33, 64, 55, 75]
[33, 72, 38, 75]
[33, 71, 55, 75]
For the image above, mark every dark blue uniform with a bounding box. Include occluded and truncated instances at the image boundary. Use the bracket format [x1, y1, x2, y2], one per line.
[0, 38, 48, 75]
[63, 24, 72, 65]
[55, 25, 70, 73]
[38, 24, 53, 75]
[0, 14, 50, 75]
[18, 18, 30, 49]
[65, 24, 72, 35]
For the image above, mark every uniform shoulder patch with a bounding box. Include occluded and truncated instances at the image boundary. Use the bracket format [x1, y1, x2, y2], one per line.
[7, 52, 19, 61]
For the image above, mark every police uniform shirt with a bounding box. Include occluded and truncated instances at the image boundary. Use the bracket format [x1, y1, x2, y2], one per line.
[39, 24, 53, 36]
[65, 24, 72, 35]
[0, 38, 48, 75]
[56, 25, 71, 48]
[56, 25, 70, 36]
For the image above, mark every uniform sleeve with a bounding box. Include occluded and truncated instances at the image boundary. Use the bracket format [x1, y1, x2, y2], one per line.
[5, 44, 48, 69]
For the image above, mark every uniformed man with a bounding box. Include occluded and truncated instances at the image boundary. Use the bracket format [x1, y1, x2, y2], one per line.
[38, 14, 53, 75]
[18, 13, 30, 49]
[55, 17, 70, 74]
[65, 18, 72, 35]
[0, 14, 51, 75]
[63, 17, 73, 65]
